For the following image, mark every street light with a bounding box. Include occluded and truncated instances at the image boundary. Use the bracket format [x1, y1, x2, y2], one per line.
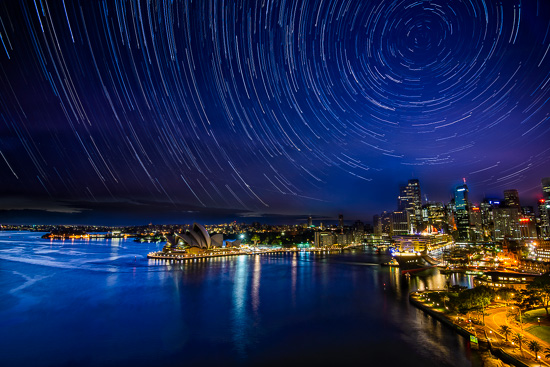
[538, 317, 541, 326]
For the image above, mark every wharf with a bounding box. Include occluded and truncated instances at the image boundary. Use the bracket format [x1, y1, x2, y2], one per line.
[147, 247, 345, 261]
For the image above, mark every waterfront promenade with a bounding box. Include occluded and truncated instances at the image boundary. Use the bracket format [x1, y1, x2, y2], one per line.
[147, 246, 357, 261]
[411, 291, 550, 367]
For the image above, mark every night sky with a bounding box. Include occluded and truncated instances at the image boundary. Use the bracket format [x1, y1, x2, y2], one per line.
[1, 0, 550, 225]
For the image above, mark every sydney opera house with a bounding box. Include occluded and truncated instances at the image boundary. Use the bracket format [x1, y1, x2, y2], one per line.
[163, 223, 240, 253]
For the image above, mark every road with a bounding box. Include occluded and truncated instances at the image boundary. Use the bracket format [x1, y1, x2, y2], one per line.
[482, 305, 550, 366]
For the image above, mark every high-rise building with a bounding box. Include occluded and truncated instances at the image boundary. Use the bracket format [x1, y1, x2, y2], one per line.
[314, 231, 335, 247]
[519, 215, 537, 240]
[455, 184, 469, 210]
[539, 199, 550, 238]
[391, 211, 410, 236]
[338, 214, 344, 229]
[480, 199, 495, 240]
[307, 216, 313, 227]
[493, 207, 521, 240]
[397, 179, 422, 233]
[455, 184, 471, 241]
[373, 215, 381, 236]
[353, 220, 364, 232]
[541, 178, 550, 238]
[469, 206, 484, 242]
[504, 189, 521, 209]
[542, 177, 550, 198]
[423, 202, 446, 233]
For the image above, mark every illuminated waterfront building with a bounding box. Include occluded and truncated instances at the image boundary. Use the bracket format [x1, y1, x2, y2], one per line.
[474, 272, 536, 290]
[314, 231, 336, 247]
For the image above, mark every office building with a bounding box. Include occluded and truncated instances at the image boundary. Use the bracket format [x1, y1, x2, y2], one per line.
[504, 189, 521, 209]
[455, 184, 471, 241]
[397, 179, 422, 233]
[391, 211, 410, 236]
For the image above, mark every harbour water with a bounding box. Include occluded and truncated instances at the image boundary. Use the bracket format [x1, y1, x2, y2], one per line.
[0, 231, 480, 367]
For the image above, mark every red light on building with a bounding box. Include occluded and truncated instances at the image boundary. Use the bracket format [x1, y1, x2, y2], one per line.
[519, 218, 530, 222]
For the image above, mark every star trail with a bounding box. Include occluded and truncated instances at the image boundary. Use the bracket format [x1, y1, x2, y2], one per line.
[0, 0, 549, 224]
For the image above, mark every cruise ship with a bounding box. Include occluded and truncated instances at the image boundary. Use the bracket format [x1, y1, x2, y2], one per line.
[392, 250, 440, 273]
[390, 226, 453, 273]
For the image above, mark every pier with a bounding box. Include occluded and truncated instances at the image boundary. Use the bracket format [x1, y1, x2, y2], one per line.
[146, 246, 355, 261]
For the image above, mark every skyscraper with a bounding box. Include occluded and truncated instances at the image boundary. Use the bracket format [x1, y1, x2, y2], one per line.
[493, 207, 521, 240]
[504, 189, 521, 209]
[541, 177, 550, 238]
[397, 179, 422, 233]
[391, 211, 410, 236]
[542, 177, 550, 199]
[455, 184, 469, 210]
[338, 214, 344, 229]
[455, 183, 471, 241]
[539, 199, 549, 238]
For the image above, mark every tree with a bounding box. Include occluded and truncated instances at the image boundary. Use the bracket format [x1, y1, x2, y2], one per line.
[497, 287, 515, 306]
[512, 333, 525, 356]
[251, 234, 261, 246]
[450, 286, 495, 323]
[506, 308, 517, 321]
[498, 325, 513, 342]
[528, 340, 542, 361]
[511, 291, 530, 329]
[470, 285, 495, 325]
[528, 274, 550, 318]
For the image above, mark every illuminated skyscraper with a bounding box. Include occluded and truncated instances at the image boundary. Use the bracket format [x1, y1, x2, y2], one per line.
[423, 202, 446, 232]
[539, 199, 549, 238]
[455, 184, 469, 210]
[493, 207, 521, 240]
[338, 214, 344, 229]
[455, 183, 471, 241]
[540, 177, 550, 238]
[397, 179, 422, 233]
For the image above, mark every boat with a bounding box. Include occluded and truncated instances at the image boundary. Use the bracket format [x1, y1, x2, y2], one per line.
[392, 250, 440, 274]
[381, 258, 399, 266]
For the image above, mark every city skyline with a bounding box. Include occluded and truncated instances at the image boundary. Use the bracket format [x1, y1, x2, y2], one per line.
[1, 0, 550, 225]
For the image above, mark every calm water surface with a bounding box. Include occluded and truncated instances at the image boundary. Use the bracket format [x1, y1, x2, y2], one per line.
[0, 231, 480, 367]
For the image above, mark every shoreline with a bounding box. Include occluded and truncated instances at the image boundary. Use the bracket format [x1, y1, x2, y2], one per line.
[410, 291, 531, 367]
[147, 247, 348, 261]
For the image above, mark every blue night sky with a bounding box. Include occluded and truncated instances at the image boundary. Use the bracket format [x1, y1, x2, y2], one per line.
[0, 0, 549, 225]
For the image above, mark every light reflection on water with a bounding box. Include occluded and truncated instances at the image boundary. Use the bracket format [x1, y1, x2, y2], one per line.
[0, 232, 480, 367]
